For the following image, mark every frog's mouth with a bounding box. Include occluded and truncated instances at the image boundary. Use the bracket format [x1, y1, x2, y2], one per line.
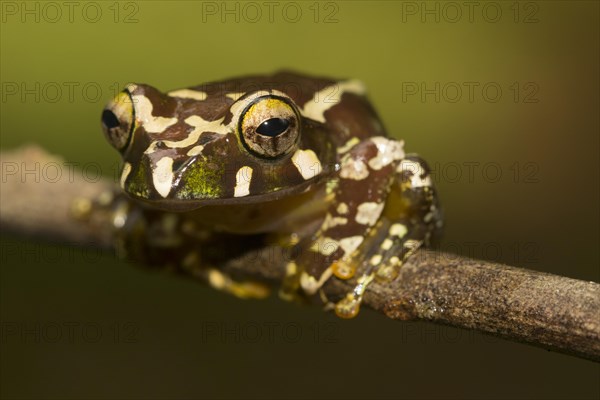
[130, 178, 324, 212]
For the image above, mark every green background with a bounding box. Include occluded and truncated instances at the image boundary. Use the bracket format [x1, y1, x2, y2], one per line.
[1, 1, 598, 398]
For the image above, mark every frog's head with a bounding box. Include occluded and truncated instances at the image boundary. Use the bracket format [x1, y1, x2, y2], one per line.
[101, 72, 368, 210]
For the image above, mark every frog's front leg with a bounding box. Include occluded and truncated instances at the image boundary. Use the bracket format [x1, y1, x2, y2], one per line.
[332, 153, 442, 317]
[282, 137, 402, 305]
[75, 190, 269, 299]
[286, 137, 441, 318]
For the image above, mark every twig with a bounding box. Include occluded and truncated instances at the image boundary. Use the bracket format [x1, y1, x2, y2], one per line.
[1, 146, 599, 362]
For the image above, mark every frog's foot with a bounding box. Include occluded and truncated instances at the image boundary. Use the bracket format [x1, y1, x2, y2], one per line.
[180, 252, 269, 299]
[291, 229, 426, 318]
[334, 272, 375, 318]
[332, 153, 443, 318]
[321, 220, 422, 318]
[334, 237, 423, 318]
[373, 238, 422, 282]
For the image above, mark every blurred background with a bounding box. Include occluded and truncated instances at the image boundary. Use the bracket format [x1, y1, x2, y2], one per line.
[1, 1, 598, 398]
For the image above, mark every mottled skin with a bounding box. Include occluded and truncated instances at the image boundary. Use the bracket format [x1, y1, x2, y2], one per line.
[98, 71, 442, 317]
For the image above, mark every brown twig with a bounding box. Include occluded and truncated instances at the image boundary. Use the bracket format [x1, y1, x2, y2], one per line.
[1, 146, 599, 362]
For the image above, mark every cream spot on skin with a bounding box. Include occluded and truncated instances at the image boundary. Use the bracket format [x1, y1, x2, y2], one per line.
[132, 95, 178, 134]
[152, 157, 174, 198]
[370, 255, 382, 266]
[144, 142, 160, 154]
[339, 236, 364, 255]
[337, 137, 360, 154]
[424, 212, 433, 223]
[322, 214, 348, 230]
[234, 166, 253, 197]
[301, 80, 366, 123]
[208, 269, 226, 289]
[404, 239, 421, 250]
[291, 149, 322, 180]
[389, 256, 400, 265]
[225, 92, 245, 101]
[184, 115, 230, 135]
[397, 159, 433, 188]
[389, 223, 407, 238]
[368, 137, 405, 170]
[300, 268, 333, 294]
[159, 115, 229, 149]
[286, 261, 297, 275]
[120, 162, 132, 189]
[167, 89, 208, 101]
[112, 203, 128, 229]
[187, 145, 204, 156]
[340, 157, 369, 181]
[381, 238, 393, 250]
[337, 202, 349, 215]
[312, 237, 339, 256]
[355, 202, 385, 226]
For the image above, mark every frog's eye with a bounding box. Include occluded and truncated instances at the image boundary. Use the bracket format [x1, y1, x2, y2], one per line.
[239, 96, 300, 158]
[101, 90, 135, 152]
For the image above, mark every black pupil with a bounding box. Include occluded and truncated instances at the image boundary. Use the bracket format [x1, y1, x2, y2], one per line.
[102, 109, 120, 129]
[256, 118, 289, 137]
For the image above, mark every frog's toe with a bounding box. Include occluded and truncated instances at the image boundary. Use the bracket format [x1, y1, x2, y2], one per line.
[375, 263, 400, 281]
[334, 273, 375, 319]
[331, 259, 356, 280]
[335, 294, 361, 319]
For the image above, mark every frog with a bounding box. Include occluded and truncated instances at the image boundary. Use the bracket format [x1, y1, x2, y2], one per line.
[96, 71, 442, 318]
